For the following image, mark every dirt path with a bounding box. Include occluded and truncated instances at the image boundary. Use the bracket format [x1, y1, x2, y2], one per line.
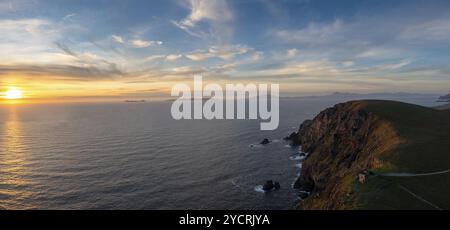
[377, 169, 450, 177]
[397, 185, 442, 210]
[371, 170, 448, 209]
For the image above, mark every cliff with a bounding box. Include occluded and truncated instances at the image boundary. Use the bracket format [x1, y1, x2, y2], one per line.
[288, 100, 450, 209]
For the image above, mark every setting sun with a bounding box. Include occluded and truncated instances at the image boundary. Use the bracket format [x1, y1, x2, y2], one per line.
[3, 87, 23, 100]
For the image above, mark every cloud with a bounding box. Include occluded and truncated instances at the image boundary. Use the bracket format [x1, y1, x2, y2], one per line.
[0, 63, 124, 80]
[341, 61, 354, 67]
[272, 14, 450, 62]
[0, 18, 52, 37]
[0, 0, 35, 14]
[208, 45, 248, 60]
[286, 48, 298, 58]
[165, 54, 183, 61]
[212, 63, 236, 73]
[145, 55, 166, 62]
[62, 13, 77, 22]
[185, 50, 213, 61]
[0, 1, 13, 12]
[266, 14, 450, 84]
[111, 35, 163, 48]
[143, 54, 182, 62]
[172, 66, 198, 73]
[111, 35, 124, 44]
[250, 51, 264, 61]
[185, 45, 249, 61]
[0, 18, 65, 65]
[352, 59, 412, 73]
[2, 2, 449, 96]
[356, 48, 392, 58]
[398, 18, 450, 44]
[130, 39, 151, 48]
[49, 40, 130, 81]
[173, 0, 233, 40]
[130, 39, 163, 48]
[175, 0, 232, 28]
[273, 20, 344, 45]
[240, 57, 413, 82]
[54, 42, 78, 57]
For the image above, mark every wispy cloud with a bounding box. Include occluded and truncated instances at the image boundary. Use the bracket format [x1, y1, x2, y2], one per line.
[144, 55, 166, 62]
[273, 20, 344, 45]
[130, 39, 163, 48]
[165, 54, 182, 61]
[398, 18, 450, 44]
[111, 35, 124, 44]
[176, 0, 232, 27]
[286, 48, 298, 58]
[173, 0, 233, 41]
[111, 35, 163, 48]
[54, 42, 78, 57]
[61, 13, 77, 22]
[0, 63, 124, 80]
[0, 18, 62, 64]
[185, 45, 249, 61]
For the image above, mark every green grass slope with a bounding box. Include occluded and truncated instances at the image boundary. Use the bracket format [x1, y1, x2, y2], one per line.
[354, 100, 450, 209]
[435, 103, 450, 110]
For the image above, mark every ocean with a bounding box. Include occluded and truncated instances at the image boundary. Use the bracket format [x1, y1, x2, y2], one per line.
[0, 96, 442, 209]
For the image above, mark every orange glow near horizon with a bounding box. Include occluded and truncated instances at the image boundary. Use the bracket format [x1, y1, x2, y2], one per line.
[3, 87, 23, 100]
[0, 78, 176, 104]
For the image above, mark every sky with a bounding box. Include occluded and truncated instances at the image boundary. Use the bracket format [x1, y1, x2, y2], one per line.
[1, 0, 450, 102]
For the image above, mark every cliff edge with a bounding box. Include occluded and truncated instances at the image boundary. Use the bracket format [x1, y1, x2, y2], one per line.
[288, 100, 450, 209]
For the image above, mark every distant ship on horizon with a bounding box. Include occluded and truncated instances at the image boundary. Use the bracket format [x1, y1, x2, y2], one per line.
[124, 100, 147, 103]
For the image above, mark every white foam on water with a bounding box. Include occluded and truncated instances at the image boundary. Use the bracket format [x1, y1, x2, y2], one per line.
[254, 185, 265, 193]
[289, 155, 305, 161]
[291, 180, 297, 189]
[299, 190, 310, 195]
[296, 163, 302, 169]
[231, 179, 241, 188]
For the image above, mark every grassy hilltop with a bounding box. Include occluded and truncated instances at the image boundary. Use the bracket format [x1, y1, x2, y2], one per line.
[357, 101, 450, 209]
[291, 100, 450, 209]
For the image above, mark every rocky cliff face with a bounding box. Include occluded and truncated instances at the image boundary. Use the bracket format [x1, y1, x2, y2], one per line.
[289, 101, 401, 209]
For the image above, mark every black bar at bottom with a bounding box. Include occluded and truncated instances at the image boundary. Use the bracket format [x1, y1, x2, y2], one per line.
[0, 210, 448, 229]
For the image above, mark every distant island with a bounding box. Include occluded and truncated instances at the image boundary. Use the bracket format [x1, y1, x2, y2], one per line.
[286, 100, 450, 209]
[437, 94, 450, 102]
[124, 100, 146, 103]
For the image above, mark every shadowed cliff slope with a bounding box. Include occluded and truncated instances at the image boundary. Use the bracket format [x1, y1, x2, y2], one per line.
[289, 100, 450, 209]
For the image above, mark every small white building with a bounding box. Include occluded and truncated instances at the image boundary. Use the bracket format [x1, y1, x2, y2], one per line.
[358, 173, 366, 184]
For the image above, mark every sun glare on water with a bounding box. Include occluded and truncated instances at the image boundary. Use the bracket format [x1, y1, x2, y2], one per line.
[3, 87, 23, 100]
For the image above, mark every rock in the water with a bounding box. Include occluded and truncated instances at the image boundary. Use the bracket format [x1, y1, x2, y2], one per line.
[260, 138, 271, 145]
[263, 180, 281, 191]
[283, 132, 298, 141]
[299, 191, 309, 199]
[274, 182, 281, 190]
[262, 180, 274, 191]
